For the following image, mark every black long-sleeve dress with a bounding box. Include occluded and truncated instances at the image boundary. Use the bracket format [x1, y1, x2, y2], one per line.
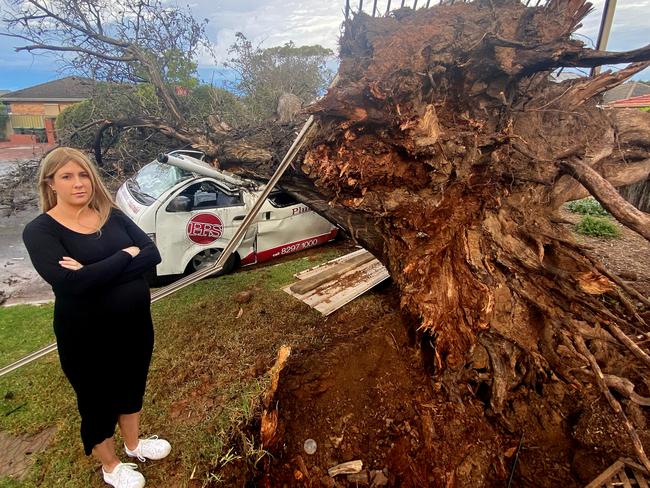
[22, 207, 162, 455]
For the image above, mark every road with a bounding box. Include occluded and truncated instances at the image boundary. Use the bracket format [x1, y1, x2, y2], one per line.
[0, 144, 55, 306]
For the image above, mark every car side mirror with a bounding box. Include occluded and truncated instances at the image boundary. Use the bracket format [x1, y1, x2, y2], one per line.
[166, 195, 192, 212]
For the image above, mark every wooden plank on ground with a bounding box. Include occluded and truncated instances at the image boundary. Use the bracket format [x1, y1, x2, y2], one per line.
[586, 460, 625, 488]
[633, 469, 650, 488]
[623, 459, 650, 475]
[284, 250, 390, 316]
[289, 251, 375, 294]
[293, 248, 368, 281]
[622, 459, 650, 488]
[620, 469, 634, 488]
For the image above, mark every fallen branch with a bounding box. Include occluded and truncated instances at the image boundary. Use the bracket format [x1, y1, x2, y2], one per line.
[574, 335, 650, 472]
[528, 43, 650, 72]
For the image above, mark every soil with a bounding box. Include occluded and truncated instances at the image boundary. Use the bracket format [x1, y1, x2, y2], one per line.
[215, 210, 650, 487]
[213, 286, 614, 488]
[560, 208, 650, 298]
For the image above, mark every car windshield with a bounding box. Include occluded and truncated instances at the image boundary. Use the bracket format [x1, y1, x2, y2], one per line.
[130, 161, 193, 203]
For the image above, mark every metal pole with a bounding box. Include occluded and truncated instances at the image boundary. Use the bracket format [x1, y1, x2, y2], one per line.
[372, 0, 377, 16]
[591, 0, 618, 77]
[0, 343, 58, 377]
[413, 0, 418, 8]
[359, 0, 364, 13]
[386, 0, 392, 15]
[345, 0, 350, 20]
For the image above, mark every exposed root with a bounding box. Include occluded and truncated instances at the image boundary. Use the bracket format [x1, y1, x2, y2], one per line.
[590, 259, 650, 310]
[566, 154, 650, 237]
[574, 334, 650, 473]
[604, 322, 650, 370]
[605, 375, 650, 407]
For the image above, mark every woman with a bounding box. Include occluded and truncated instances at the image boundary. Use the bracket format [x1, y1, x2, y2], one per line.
[23, 147, 170, 488]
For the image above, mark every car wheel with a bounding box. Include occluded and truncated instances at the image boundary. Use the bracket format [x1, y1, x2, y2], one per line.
[187, 248, 237, 276]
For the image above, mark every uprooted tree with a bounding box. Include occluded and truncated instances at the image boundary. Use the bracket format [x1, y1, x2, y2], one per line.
[293, 0, 650, 472]
[6, 0, 650, 476]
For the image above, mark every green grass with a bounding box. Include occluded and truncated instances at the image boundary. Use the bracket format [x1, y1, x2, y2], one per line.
[0, 304, 55, 366]
[575, 215, 621, 238]
[0, 247, 343, 487]
[565, 197, 609, 217]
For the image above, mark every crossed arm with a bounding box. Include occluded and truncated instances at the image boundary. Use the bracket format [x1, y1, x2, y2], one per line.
[23, 211, 161, 294]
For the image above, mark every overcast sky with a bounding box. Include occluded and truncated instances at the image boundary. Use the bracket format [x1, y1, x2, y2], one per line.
[1, 0, 648, 91]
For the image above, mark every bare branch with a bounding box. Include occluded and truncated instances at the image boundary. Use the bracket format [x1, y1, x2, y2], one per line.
[13, 42, 136, 62]
[24, 0, 130, 48]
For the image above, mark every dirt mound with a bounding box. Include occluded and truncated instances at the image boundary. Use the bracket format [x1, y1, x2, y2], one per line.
[216, 287, 626, 487]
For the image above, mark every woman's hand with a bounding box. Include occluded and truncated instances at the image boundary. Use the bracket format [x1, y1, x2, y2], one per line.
[122, 246, 141, 258]
[59, 256, 84, 271]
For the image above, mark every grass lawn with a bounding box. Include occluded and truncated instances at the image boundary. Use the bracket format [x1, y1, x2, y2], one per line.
[0, 247, 344, 487]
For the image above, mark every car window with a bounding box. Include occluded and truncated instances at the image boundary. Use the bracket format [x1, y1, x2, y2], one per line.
[177, 181, 242, 210]
[268, 191, 299, 208]
[132, 161, 193, 202]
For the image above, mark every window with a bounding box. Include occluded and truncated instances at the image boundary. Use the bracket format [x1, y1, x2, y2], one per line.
[170, 181, 242, 212]
[129, 161, 193, 205]
[268, 191, 299, 208]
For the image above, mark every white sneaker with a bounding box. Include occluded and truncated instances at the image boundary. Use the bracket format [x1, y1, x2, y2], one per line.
[125, 435, 171, 462]
[102, 462, 145, 488]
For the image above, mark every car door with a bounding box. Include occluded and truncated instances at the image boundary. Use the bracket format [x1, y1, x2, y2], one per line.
[254, 191, 337, 263]
[154, 179, 247, 275]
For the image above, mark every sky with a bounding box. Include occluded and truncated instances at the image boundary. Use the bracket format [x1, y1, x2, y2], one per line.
[0, 0, 649, 92]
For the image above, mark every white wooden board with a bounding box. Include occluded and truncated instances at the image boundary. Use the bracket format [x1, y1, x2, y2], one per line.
[284, 249, 390, 315]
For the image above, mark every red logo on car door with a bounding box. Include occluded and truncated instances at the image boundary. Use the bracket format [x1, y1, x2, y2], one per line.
[187, 213, 224, 244]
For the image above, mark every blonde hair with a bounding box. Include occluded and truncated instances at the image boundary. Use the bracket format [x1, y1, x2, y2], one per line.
[38, 147, 115, 231]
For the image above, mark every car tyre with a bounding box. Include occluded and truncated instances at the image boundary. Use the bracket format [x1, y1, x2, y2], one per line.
[186, 248, 237, 276]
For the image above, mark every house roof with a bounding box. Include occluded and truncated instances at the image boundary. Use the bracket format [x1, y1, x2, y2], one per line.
[607, 94, 650, 108]
[603, 81, 650, 104]
[0, 76, 96, 102]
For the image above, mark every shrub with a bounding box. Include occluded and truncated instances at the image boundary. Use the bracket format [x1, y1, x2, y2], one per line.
[0, 104, 9, 140]
[565, 197, 609, 216]
[56, 100, 95, 148]
[575, 216, 621, 238]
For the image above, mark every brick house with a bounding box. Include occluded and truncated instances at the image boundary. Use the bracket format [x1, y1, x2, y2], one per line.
[0, 77, 95, 144]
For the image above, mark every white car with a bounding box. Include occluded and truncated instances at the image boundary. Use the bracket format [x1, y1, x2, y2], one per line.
[116, 151, 338, 281]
